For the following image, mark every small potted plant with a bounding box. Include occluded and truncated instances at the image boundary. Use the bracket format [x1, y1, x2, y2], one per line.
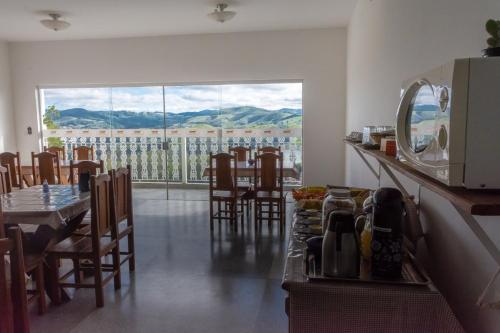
[484, 19, 500, 57]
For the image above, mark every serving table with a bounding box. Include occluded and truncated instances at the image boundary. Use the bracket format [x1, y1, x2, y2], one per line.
[1, 185, 90, 302]
[281, 209, 464, 332]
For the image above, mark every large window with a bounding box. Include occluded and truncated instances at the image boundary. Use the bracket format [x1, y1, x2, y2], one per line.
[40, 82, 303, 184]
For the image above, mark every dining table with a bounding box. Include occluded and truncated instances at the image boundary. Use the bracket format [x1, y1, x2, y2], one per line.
[202, 161, 301, 179]
[0, 184, 91, 302]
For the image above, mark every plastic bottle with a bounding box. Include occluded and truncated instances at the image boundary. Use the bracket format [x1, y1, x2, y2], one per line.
[42, 179, 49, 193]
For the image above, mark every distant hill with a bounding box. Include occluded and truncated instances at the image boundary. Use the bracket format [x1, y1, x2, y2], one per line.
[51, 106, 302, 129]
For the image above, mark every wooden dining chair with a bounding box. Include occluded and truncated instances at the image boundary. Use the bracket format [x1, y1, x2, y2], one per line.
[109, 166, 135, 272]
[0, 165, 11, 194]
[228, 146, 253, 213]
[253, 152, 286, 231]
[0, 201, 47, 318]
[31, 152, 61, 185]
[69, 160, 104, 185]
[257, 146, 281, 154]
[229, 146, 252, 163]
[0, 227, 30, 333]
[73, 145, 95, 161]
[209, 153, 248, 230]
[0, 152, 23, 189]
[44, 146, 66, 161]
[48, 173, 121, 308]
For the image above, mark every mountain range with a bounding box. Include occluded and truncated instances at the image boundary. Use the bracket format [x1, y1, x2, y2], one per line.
[51, 106, 302, 129]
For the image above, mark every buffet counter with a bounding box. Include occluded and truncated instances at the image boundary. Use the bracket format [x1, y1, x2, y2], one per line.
[281, 208, 464, 333]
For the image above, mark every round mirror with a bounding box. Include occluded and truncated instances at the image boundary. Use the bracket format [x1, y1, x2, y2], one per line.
[405, 84, 439, 153]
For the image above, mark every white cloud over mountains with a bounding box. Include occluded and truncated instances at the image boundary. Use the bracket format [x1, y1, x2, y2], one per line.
[42, 83, 302, 114]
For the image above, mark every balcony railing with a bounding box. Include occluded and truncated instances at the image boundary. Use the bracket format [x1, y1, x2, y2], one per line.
[43, 128, 303, 185]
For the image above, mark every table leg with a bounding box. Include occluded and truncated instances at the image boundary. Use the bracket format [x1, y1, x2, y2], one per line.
[38, 211, 88, 304]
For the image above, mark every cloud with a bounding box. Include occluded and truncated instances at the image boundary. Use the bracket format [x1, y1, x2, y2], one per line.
[42, 82, 302, 114]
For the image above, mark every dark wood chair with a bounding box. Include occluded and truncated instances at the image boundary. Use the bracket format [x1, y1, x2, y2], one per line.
[257, 146, 281, 154]
[229, 146, 253, 209]
[109, 166, 135, 272]
[47, 173, 121, 308]
[253, 152, 286, 231]
[73, 146, 95, 161]
[0, 152, 23, 189]
[44, 146, 66, 161]
[31, 152, 61, 185]
[0, 207, 46, 318]
[0, 227, 30, 333]
[209, 153, 248, 231]
[69, 160, 104, 185]
[0, 165, 11, 194]
[229, 146, 251, 163]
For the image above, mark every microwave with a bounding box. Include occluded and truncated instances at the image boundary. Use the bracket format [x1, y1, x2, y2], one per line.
[396, 58, 500, 189]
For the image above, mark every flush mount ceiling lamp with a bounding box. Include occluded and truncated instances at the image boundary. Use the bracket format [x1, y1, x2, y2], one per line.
[40, 13, 71, 31]
[208, 3, 236, 23]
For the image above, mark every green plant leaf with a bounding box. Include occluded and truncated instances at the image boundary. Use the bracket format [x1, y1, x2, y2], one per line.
[486, 19, 499, 37]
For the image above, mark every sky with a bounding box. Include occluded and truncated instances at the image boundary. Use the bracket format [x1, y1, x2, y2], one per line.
[42, 83, 302, 113]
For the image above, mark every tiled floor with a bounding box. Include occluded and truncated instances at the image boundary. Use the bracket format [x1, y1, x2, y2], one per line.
[30, 188, 290, 333]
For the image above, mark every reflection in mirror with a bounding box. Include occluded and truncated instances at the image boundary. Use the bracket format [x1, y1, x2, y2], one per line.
[406, 84, 438, 153]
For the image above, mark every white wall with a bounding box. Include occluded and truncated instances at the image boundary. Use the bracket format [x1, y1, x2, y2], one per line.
[347, 0, 500, 331]
[8, 28, 347, 186]
[0, 41, 16, 152]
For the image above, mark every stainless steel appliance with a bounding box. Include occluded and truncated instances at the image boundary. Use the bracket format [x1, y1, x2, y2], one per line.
[396, 57, 500, 188]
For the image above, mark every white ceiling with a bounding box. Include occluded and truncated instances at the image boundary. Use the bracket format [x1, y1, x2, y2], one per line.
[0, 0, 357, 42]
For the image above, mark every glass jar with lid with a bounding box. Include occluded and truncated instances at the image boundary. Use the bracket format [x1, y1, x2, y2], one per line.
[321, 188, 357, 234]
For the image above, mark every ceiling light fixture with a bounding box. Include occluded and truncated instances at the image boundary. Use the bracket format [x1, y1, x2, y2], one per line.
[40, 13, 71, 31]
[208, 3, 236, 23]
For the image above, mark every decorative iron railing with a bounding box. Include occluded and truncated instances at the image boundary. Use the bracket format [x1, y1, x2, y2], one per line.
[42, 128, 303, 184]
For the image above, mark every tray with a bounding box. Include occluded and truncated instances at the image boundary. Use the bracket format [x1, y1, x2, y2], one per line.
[304, 252, 431, 287]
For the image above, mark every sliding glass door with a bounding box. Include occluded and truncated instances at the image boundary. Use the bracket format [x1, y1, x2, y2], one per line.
[39, 81, 303, 199]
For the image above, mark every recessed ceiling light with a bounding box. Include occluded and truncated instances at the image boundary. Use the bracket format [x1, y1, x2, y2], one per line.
[40, 13, 71, 31]
[208, 3, 236, 23]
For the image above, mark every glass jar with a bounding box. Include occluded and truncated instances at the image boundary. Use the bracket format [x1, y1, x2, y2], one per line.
[321, 188, 357, 234]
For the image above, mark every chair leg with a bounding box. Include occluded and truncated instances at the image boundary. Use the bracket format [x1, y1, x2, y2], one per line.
[35, 264, 47, 315]
[240, 198, 244, 223]
[128, 230, 136, 272]
[112, 245, 121, 290]
[217, 201, 222, 224]
[93, 256, 104, 308]
[73, 259, 82, 285]
[254, 200, 258, 230]
[209, 198, 214, 230]
[47, 255, 62, 306]
[269, 201, 273, 227]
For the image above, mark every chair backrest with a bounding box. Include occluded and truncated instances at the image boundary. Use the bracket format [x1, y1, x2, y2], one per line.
[44, 146, 66, 161]
[228, 146, 251, 163]
[209, 153, 237, 192]
[0, 166, 11, 194]
[90, 174, 117, 250]
[31, 152, 61, 185]
[257, 146, 281, 154]
[254, 152, 283, 192]
[0, 227, 29, 333]
[109, 166, 132, 224]
[73, 146, 94, 161]
[69, 160, 104, 185]
[0, 152, 22, 189]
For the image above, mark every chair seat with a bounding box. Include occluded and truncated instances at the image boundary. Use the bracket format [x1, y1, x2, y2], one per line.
[237, 182, 252, 189]
[212, 190, 248, 199]
[255, 190, 283, 200]
[117, 221, 133, 239]
[49, 236, 116, 257]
